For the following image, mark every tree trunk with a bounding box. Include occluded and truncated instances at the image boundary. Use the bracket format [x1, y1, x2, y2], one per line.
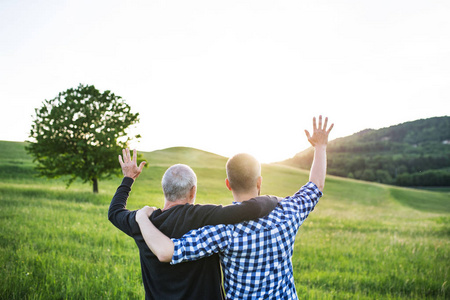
[92, 178, 98, 193]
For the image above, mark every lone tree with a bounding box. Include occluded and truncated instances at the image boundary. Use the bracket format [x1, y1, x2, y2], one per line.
[27, 84, 142, 193]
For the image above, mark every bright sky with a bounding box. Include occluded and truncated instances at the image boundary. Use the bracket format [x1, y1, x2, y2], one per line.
[1, 0, 449, 163]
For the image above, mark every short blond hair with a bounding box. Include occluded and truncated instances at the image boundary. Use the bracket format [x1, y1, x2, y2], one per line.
[226, 153, 261, 193]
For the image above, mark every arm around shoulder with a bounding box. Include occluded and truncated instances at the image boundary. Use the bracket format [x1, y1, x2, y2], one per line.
[202, 195, 278, 226]
[135, 206, 174, 263]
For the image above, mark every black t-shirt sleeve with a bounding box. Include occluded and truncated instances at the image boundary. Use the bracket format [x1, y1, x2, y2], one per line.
[195, 195, 279, 226]
[108, 177, 140, 237]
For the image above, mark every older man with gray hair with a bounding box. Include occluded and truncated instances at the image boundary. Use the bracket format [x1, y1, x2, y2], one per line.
[108, 148, 278, 299]
[161, 163, 197, 203]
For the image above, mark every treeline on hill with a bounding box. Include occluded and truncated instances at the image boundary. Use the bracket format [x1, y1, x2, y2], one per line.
[281, 116, 450, 187]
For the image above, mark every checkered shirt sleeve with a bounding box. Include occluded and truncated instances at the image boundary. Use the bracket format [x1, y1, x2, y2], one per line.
[171, 182, 322, 299]
[171, 223, 231, 263]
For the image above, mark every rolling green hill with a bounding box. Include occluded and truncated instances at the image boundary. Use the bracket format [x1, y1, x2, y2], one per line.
[0, 140, 449, 299]
[281, 116, 450, 187]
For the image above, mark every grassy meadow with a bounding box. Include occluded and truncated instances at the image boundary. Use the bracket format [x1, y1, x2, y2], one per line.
[0, 141, 449, 299]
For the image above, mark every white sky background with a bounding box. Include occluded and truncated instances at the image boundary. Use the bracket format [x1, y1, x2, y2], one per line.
[0, 0, 449, 163]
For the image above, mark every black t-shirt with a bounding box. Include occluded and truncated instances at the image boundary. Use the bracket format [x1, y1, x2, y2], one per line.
[108, 177, 277, 300]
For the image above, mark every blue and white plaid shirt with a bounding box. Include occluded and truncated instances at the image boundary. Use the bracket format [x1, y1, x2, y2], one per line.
[171, 182, 322, 299]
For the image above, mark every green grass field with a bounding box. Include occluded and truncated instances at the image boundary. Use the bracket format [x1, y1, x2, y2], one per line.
[0, 141, 448, 299]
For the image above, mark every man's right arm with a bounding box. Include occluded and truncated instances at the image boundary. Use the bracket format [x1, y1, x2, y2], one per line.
[135, 207, 229, 263]
[108, 177, 136, 236]
[135, 207, 175, 262]
[108, 148, 146, 236]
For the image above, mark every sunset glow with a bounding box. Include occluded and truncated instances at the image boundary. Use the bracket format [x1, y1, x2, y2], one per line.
[1, 0, 449, 163]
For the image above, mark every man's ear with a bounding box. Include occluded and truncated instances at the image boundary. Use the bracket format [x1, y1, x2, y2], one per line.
[190, 185, 197, 203]
[225, 178, 232, 191]
[256, 176, 262, 190]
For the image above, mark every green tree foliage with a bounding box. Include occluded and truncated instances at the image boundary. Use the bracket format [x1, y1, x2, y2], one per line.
[283, 116, 450, 187]
[27, 84, 142, 193]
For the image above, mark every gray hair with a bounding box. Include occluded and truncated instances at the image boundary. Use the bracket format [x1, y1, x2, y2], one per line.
[162, 164, 197, 202]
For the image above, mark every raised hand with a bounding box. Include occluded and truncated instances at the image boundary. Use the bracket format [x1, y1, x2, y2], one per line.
[118, 148, 146, 180]
[304, 115, 334, 147]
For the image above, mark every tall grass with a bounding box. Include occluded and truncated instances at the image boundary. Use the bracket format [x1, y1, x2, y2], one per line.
[0, 141, 448, 299]
[0, 186, 143, 299]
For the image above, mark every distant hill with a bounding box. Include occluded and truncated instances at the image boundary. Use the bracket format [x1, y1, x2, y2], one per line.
[280, 116, 450, 187]
[143, 146, 227, 169]
[0, 141, 229, 184]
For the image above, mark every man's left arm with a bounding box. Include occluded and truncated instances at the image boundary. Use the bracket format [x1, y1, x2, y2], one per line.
[281, 116, 333, 218]
[282, 182, 323, 221]
[196, 195, 278, 226]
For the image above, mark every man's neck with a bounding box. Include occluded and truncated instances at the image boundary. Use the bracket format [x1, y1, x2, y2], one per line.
[162, 199, 190, 211]
[232, 190, 259, 203]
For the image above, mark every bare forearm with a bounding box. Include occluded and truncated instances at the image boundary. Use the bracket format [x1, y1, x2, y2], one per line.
[309, 145, 327, 191]
[305, 116, 333, 191]
[136, 217, 174, 262]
